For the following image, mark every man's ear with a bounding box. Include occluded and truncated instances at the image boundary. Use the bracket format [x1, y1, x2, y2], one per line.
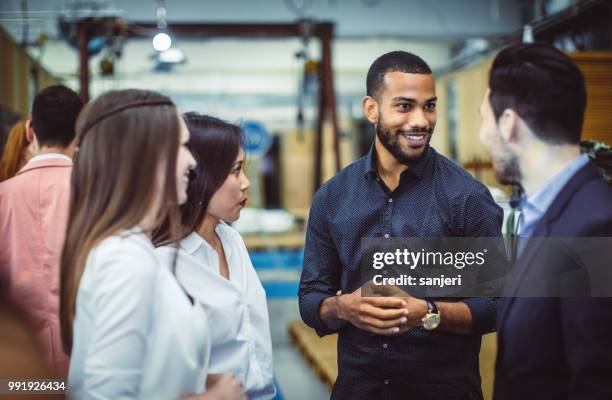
[498, 108, 520, 143]
[25, 118, 36, 144]
[362, 96, 379, 125]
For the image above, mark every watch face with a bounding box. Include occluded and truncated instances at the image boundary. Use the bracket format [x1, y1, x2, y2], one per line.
[423, 313, 441, 330]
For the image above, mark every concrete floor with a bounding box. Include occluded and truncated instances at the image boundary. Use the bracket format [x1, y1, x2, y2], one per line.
[268, 299, 330, 400]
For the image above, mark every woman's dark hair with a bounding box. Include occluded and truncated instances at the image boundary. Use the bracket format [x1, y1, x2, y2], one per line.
[153, 113, 244, 245]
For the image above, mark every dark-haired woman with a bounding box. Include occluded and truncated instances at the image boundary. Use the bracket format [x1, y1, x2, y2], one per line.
[60, 90, 245, 400]
[154, 114, 275, 399]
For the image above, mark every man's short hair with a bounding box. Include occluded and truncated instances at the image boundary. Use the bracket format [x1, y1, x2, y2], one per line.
[366, 51, 432, 99]
[489, 43, 586, 145]
[31, 85, 83, 148]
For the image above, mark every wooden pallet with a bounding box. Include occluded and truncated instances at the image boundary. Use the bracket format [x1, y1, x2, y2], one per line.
[288, 320, 498, 399]
[288, 320, 337, 390]
[479, 332, 497, 400]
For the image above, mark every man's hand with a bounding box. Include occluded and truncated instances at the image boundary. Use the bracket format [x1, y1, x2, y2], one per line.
[337, 286, 411, 335]
[320, 282, 433, 335]
[320, 282, 430, 335]
[370, 284, 429, 334]
[372, 284, 475, 335]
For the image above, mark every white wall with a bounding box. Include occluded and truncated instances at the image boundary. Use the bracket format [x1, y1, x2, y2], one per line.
[27, 37, 450, 128]
[1, 0, 520, 129]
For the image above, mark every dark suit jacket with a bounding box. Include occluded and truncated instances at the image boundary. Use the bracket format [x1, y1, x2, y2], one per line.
[494, 162, 612, 400]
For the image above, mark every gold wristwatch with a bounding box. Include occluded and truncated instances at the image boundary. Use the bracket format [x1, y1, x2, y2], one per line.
[421, 300, 441, 331]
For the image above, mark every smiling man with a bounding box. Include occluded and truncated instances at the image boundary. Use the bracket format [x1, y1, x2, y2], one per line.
[299, 51, 503, 399]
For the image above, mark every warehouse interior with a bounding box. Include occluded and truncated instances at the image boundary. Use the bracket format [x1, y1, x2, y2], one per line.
[1, 0, 611, 399]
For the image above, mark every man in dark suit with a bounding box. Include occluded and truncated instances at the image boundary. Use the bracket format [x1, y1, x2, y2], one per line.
[479, 43, 612, 399]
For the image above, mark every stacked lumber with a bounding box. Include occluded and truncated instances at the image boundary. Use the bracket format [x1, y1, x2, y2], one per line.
[288, 320, 498, 399]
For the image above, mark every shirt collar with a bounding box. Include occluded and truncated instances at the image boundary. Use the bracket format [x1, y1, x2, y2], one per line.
[28, 153, 72, 164]
[521, 154, 590, 216]
[181, 231, 206, 254]
[119, 226, 146, 240]
[180, 222, 233, 255]
[364, 143, 377, 179]
[364, 143, 434, 181]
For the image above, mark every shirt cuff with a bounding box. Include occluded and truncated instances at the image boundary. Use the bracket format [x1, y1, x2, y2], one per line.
[463, 297, 497, 335]
[299, 291, 346, 337]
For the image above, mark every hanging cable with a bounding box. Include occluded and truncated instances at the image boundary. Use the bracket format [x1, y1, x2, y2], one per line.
[283, 0, 314, 17]
[20, 0, 29, 46]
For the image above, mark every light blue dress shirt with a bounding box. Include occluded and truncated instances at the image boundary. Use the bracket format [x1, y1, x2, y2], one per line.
[519, 154, 589, 236]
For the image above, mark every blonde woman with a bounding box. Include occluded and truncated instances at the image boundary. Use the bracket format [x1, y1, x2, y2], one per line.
[0, 120, 36, 181]
[60, 90, 245, 400]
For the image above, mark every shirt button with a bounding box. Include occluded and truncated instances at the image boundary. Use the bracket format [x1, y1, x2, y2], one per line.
[384, 379, 390, 385]
[384, 233, 389, 239]
[388, 198, 393, 203]
[382, 343, 388, 349]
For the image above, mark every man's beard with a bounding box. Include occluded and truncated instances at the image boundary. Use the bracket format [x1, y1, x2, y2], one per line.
[375, 115, 433, 166]
[492, 140, 522, 186]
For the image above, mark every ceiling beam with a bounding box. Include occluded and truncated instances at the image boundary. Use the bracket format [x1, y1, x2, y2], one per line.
[126, 21, 333, 39]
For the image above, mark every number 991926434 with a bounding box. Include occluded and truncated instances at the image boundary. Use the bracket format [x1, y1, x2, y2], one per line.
[2, 379, 66, 394]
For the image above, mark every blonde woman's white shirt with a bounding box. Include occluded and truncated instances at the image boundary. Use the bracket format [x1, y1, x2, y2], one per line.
[68, 228, 210, 400]
[156, 222, 275, 400]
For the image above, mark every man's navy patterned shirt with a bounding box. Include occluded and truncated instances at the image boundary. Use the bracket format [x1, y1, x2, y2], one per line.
[299, 144, 503, 400]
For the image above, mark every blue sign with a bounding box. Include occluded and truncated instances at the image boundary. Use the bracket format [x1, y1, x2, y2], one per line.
[242, 120, 272, 158]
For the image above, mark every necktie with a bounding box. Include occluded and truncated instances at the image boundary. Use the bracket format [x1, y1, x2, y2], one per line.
[505, 185, 524, 264]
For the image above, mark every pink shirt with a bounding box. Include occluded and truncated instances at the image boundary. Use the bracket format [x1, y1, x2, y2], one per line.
[0, 156, 72, 377]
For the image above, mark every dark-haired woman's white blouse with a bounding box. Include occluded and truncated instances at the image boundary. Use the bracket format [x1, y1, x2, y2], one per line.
[156, 222, 275, 400]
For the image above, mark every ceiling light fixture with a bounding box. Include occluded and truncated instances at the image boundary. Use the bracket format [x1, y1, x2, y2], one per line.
[152, 31, 171, 51]
[152, 0, 171, 52]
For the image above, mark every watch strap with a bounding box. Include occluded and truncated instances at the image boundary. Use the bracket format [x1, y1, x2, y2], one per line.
[426, 300, 438, 314]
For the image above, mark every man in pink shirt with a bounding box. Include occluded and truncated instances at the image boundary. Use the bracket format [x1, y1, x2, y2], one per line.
[0, 85, 83, 377]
